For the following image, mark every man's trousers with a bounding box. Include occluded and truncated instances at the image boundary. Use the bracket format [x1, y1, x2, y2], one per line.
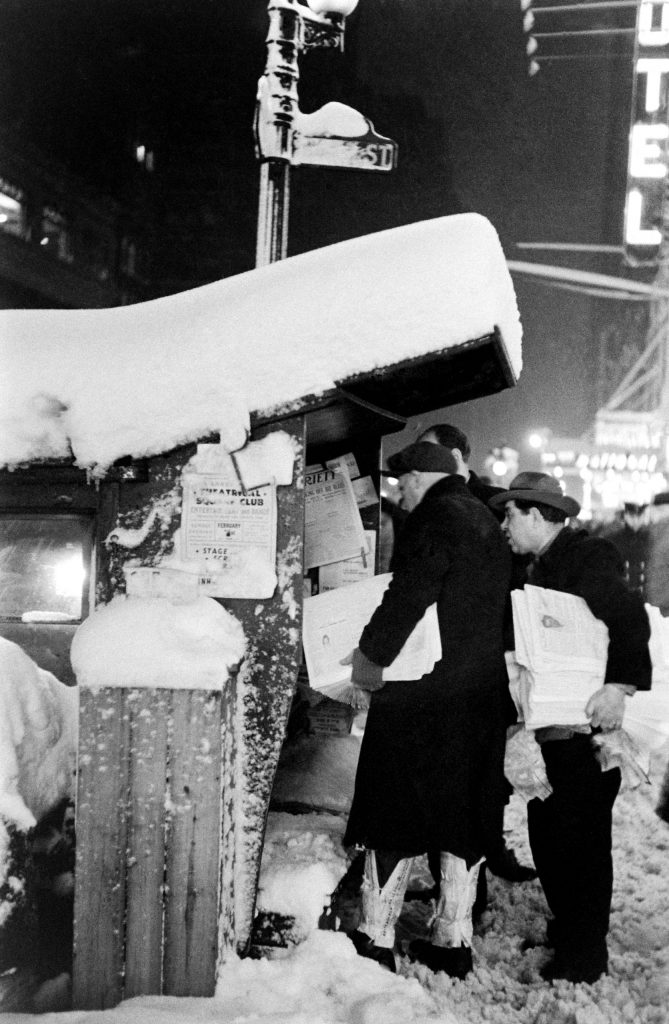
[527, 734, 621, 977]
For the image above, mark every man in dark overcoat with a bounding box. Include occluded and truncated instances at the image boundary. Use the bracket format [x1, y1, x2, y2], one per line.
[604, 501, 651, 598]
[416, 421, 536, 891]
[489, 472, 652, 985]
[342, 441, 511, 978]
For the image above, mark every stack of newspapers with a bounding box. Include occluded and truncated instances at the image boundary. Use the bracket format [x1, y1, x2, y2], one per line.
[511, 585, 608, 729]
[302, 572, 442, 704]
[510, 585, 669, 768]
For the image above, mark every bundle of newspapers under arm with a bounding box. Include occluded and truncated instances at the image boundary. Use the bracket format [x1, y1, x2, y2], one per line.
[302, 572, 442, 707]
[508, 585, 669, 789]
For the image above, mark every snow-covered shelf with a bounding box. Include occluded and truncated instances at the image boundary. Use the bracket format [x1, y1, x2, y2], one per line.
[255, 325, 516, 445]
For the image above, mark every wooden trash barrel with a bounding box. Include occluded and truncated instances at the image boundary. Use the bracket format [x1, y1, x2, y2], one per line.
[73, 685, 229, 1007]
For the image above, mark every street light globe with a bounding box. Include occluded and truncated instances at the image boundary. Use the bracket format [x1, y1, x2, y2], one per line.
[306, 0, 359, 14]
[527, 431, 544, 450]
[491, 458, 508, 478]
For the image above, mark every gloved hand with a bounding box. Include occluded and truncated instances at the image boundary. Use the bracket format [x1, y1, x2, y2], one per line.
[585, 684, 629, 732]
[340, 647, 385, 691]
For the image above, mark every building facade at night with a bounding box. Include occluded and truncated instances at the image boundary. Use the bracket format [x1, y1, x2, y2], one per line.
[0, 134, 155, 309]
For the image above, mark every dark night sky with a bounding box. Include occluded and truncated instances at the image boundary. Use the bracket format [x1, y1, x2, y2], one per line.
[0, 0, 653, 470]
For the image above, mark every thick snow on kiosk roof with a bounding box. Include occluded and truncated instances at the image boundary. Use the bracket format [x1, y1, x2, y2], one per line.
[0, 213, 522, 473]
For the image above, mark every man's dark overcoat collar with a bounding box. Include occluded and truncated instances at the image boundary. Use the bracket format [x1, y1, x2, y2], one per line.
[533, 524, 586, 569]
[420, 474, 470, 505]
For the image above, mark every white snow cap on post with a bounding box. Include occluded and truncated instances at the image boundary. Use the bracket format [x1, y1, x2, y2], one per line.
[0, 214, 522, 474]
[71, 596, 246, 690]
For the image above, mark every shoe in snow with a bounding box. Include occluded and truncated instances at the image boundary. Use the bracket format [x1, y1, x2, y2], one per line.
[485, 848, 537, 882]
[347, 930, 396, 972]
[540, 954, 606, 985]
[406, 940, 473, 979]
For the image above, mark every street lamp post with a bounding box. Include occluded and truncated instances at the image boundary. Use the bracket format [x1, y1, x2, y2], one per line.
[254, 0, 308, 266]
[253, 0, 396, 267]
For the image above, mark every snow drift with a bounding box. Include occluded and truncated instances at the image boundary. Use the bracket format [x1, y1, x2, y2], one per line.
[0, 637, 77, 830]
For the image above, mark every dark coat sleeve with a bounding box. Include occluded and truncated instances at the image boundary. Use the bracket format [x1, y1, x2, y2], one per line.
[568, 537, 652, 690]
[358, 507, 447, 667]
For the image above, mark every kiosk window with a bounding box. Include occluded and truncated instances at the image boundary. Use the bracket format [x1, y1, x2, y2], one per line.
[0, 188, 25, 237]
[0, 514, 92, 623]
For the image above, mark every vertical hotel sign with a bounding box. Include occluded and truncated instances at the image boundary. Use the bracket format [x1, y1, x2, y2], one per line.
[624, 1, 669, 265]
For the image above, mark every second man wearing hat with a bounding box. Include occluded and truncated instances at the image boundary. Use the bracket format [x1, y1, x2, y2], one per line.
[489, 472, 652, 984]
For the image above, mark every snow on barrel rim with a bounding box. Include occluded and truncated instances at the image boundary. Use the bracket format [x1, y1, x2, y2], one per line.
[71, 596, 246, 690]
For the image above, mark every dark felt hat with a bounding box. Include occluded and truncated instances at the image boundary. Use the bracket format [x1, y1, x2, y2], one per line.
[653, 491, 669, 506]
[623, 501, 648, 515]
[383, 441, 457, 476]
[488, 471, 581, 517]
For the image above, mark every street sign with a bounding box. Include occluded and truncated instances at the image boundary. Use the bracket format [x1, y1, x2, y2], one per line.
[292, 126, 396, 171]
[291, 102, 396, 171]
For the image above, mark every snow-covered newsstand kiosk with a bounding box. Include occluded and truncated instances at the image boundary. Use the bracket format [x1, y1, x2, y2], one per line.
[0, 214, 522, 1009]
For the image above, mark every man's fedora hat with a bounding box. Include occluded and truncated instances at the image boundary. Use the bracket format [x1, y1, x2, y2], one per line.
[488, 471, 581, 517]
[383, 441, 458, 476]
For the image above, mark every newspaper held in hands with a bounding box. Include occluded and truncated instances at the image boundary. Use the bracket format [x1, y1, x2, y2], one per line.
[511, 587, 669, 753]
[302, 572, 441, 704]
[510, 585, 609, 729]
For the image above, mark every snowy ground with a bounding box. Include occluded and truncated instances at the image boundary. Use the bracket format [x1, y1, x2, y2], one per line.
[254, 738, 669, 1024]
[7, 730, 669, 1024]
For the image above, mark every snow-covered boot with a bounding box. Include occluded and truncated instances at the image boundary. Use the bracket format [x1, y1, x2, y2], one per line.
[407, 852, 481, 978]
[349, 850, 412, 971]
[430, 851, 483, 949]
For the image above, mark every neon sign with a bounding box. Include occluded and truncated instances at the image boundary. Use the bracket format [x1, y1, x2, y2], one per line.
[624, 1, 669, 265]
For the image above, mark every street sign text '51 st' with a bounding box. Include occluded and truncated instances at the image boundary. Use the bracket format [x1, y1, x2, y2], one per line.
[291, 102, 396, 172]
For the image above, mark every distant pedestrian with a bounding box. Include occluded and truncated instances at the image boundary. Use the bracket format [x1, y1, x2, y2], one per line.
[647, 492, 669, 616]
[417, 422, 504, 508]
[604, 501, 651, 599]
